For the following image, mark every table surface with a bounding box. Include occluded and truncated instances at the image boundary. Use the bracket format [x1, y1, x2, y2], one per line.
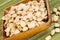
[0, 0, 60, 40]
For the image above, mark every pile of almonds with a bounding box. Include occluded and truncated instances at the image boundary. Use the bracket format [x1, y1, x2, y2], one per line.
[45, 7, 60, 40]
[2, 0, 48, 37]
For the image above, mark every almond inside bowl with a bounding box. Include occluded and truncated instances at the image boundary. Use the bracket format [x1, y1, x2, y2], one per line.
[2, 0, 51, 40]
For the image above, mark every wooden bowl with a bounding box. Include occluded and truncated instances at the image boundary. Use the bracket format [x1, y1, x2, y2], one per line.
[2, 0, 51, 40]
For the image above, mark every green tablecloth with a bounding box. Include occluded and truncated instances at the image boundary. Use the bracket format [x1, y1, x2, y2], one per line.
[0, 0, 60, 40]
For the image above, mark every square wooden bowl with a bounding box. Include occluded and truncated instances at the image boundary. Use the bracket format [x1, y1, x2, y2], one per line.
[2, 0, 51, 40]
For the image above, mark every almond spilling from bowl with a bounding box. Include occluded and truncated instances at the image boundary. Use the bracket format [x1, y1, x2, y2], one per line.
[2, 0, 51, 40]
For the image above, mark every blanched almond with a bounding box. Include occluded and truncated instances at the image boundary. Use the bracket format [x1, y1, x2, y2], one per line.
[22, 27, 28, 31]
[52, 15, 59, 22]
[20, 21, 26, 27]
[54, 23, 60, 27]
[28, 21, 36, 28]
[51, 29, 55, 35]
[45, 35, 51, 40]
[55, 28, 60, 32]
[53, 8, 57, 12]
[14, 29, 20, 34]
